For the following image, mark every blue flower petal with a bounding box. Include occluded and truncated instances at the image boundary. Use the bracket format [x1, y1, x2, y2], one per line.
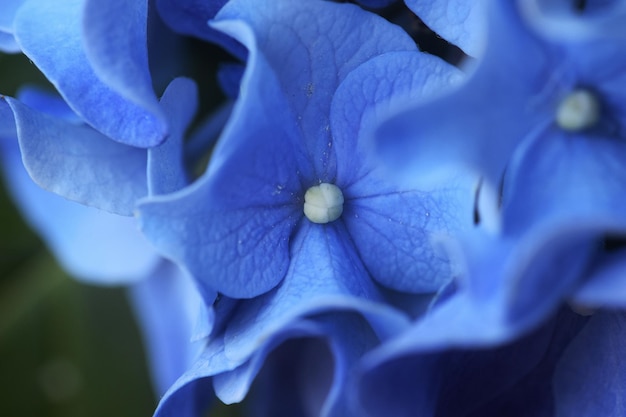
[222, 221, 409, 364]
[405, 0, 487, 56]
[330, 51, 475, 293]
[14, 0, 167, 147]
[502, 129, 626, 236]
[0, 0, 23, 53]
[215, 315, 381, 417]
[137, 46, 305, 299]
[553, 311, 626, 417]
[148, 77, 198, 196]
[6, 96, 148, 215]
[376, 1, 559, 188]
[0, 134, 157, 283]
[82, 0, 164, 129]
[571, 250, 626, 309]
[214, 0, 417, 179]
[154, 0, 246, 58]
[129, 261, 205, 396]
[519, 0, 626, 42]
[0, 32, 19, 53]
[153, 320, 320, 417]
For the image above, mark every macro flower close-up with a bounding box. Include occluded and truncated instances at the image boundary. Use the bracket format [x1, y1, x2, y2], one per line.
[1, 0, 626, 416]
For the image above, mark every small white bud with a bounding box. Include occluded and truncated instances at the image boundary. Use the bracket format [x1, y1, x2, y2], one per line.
[303, 183, 344, 224]
[556, 89, 600, 132]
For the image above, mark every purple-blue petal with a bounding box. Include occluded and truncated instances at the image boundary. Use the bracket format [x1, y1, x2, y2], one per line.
[553, 311, 626, 417]
[0, 135, 157, 283]
[221, 221, 409, 364]
[330, 51, 475, 292]
[148, 77, 198, 196]
[214, 0, 417, 179]
[6, 96, 148, 215]
[138, 29, 311, 299]
[82, 0, 164, 130]
[14, 0, 167, 147]
[571, 250, 626, 309]
[376, 1, 560, 188]
[0, 0, 23, 53]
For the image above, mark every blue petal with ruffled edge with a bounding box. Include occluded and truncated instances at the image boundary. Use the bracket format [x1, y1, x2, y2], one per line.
[13, 0, 167, 147]
[7, 96, 148, 215]
[82, 0, 160, 121]
[0, 0, 23, 53]
[220, 221, 409, 364]
[138, 0, 419, 299]
[405, 0, 487, 57]
[0, 135, 157, 283]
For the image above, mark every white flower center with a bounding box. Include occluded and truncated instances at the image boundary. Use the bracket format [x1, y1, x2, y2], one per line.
[303, 183, 344, 224]
[556, 89, 600, 132]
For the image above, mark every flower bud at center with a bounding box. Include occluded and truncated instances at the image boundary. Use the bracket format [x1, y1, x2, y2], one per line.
[303, 183, 344, 224]
[556, 89, 600, 132]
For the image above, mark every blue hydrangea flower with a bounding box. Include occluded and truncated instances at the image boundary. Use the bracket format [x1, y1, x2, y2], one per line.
[138, 0, 476, 300]
[352, 1, 626, 414]
[132, 0, 478, 414]
[373, 0, 626, 332]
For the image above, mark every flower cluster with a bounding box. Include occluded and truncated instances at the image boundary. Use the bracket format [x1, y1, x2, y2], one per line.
[2, 0, 626, 416]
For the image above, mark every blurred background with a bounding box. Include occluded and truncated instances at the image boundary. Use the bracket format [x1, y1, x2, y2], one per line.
[0, 52, 159, 417]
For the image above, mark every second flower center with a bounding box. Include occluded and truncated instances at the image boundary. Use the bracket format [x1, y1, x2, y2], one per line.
[556, 89, 600, 132]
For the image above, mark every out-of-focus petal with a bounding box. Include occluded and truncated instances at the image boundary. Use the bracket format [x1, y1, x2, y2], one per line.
[0, 136, 157, 283]
[376, 0, 559, 189]
[0, 0, 24, 53]
[553, 311, 626, 417]
[129, 261, 205, 396]
[519, 0, 626, 41]
[571, 250, 626, 309]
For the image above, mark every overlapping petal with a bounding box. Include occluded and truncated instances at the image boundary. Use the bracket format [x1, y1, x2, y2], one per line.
[214, 0, 417, 179]
[377, 0, 561, 188]
[14, 0, 167, 147]
[0, 0, 24, 53]
[405, 0, 487, 56]
[7, 96, 148, 215]
[355, 307, 587, 417]
[553, 311, 626, 417]
[82, 0, 160, 120]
